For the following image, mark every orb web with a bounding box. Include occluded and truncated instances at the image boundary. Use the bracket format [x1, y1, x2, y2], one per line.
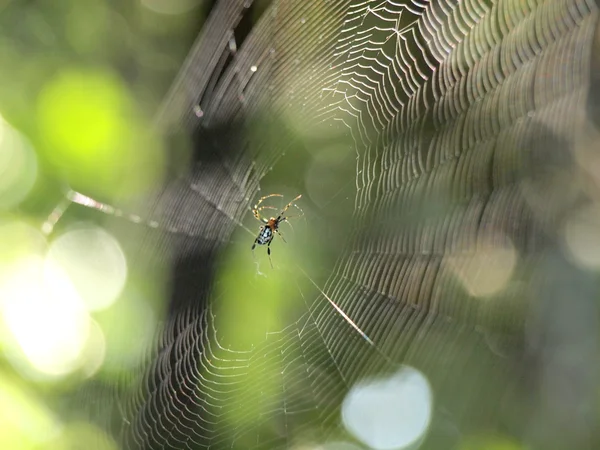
[45, 0, 600, 449]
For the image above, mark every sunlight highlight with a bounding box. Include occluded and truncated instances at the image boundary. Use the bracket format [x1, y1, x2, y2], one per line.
[2, 255, 91, 377]
[0, 220, 103, 378]
[45, 225, 127, 311]
[342, 366, 432, 450]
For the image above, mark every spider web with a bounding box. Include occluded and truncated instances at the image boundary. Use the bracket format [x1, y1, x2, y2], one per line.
[47, 0, 600, 449]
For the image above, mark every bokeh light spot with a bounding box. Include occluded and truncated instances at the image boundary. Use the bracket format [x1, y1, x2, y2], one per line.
[214, 238, 298, 349]
[447, 239, 517, 297]
[0, 115, 38, 210]
[563, 203, 600, 269]
[212, 228, 310, 437]
[65, 1, 110, 54]
[46, 421, 119, 450]
[0, 372, 62, 448]
[1, 255, 90, 377]
[37, 68, 164, 196]
[38, 69, 126, 156]
[93, 290, 156, 374]
[342, 366, 432, 450]
[0, 220, 47, 267]
[45, 225, 127, 311]
[80, 319, 107, 378]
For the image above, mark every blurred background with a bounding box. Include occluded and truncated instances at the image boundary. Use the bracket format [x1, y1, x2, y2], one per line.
[2, 0, 600, 449]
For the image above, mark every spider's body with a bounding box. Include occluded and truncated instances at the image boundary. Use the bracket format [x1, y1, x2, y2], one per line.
[251, 194, 303, 267]
[255, 221, 275, 246]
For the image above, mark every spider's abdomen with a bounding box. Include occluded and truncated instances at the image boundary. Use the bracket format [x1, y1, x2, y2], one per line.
[255, 226, 273, 245]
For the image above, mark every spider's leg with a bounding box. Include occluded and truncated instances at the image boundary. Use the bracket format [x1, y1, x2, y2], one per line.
[252, 231, 261, 252]
[251, 240, 257, 264]
[253, 196, 282, 223]
[253, 209, 270, 224]
[253, 206, 277, 223]
[281, 220, 294, 233]
[287, 200, 305, 219]
[267, 242, 273, 268]
[254, 194, 283, 211]
[279, 215, 302, 228]
[280, 205, 307, 230]
[277, 194, 303, 218]
[256, 206, 278, 213]
[276, 229, 287, 243]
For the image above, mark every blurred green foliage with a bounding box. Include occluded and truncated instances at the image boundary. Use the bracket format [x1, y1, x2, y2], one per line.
[0, 0, 208, 200]
[0, 1, 209, 448]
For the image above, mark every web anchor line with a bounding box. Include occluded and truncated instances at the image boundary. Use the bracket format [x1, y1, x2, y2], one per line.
[41, 189, 163, 236]
[42, 188, 255, 240]
[297, 265, 397, 367]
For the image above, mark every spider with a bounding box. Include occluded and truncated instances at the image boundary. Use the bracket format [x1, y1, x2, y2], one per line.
[251, 193, 303, 267]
